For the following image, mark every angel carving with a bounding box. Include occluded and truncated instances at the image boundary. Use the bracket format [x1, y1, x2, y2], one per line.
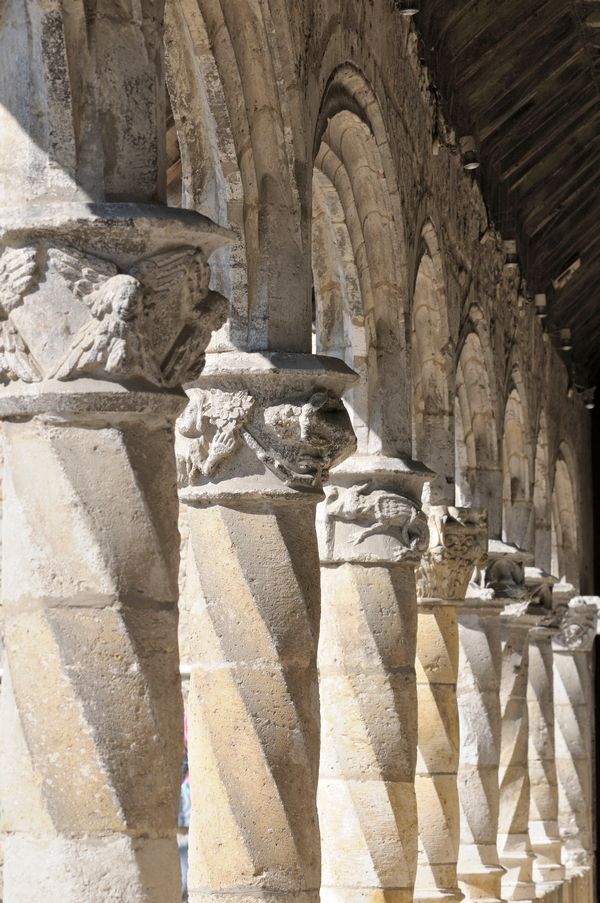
[51, 274, 160, 381]
[0, 244, 42, 383]
[48, 246, 160, 382]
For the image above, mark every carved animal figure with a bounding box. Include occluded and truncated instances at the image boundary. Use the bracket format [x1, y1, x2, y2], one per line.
[0, 244, 42, 382]
[326, 482, 423, 546]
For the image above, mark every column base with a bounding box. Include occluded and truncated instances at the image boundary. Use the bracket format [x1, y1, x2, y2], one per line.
[320, 890, 414, 902]
[4, 833, 180, 903]
[458, 864, 505, 901]
[413, 892, 464, 902]
[190, 895, 320, 903]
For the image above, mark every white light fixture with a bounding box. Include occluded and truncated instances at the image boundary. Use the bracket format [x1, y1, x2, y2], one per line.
[560, 328, 573, 352]
[459, 136, 480, 171]
[583, 387, 596, 411]
[396, 0, 419, 14]
[534, 293, 547, 319]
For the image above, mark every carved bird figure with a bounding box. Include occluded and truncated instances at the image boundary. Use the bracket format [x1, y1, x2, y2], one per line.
[326, 481, 423, 546]
[0, 244, 42, 383]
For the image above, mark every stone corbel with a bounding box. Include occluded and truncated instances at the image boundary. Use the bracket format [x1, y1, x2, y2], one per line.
[176, 351, 357, 500]
[316, 453, 432, 564]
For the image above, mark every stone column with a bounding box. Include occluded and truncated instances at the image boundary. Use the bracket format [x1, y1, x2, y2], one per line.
[524, 568, 565, 897]
[456, 572, 506, 903]
[0, 210, 231, 902]
[315, 454, 431, 903]
[414, 507, 488, 903]
[175, 351, 356, 903]
[0, 6, 233, 899]
[487, 542, 538, 903]
[552, 596, 598, 900]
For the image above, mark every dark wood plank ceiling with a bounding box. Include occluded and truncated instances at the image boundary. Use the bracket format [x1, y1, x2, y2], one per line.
[419, 0, 600, 383]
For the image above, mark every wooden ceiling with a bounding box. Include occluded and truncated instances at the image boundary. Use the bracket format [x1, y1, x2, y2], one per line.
[419, 0, 600, 382]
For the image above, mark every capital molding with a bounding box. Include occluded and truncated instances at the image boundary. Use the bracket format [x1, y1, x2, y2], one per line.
[0, 203, 232, 416]
[177, 352, 358, 499]
[316, 453, 431, 564]
[416, 506, 488, 602]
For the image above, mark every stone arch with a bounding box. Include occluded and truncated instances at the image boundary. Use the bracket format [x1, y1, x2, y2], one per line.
[312, 66, 410, 456]
[455, 327, 502, 534]
[551, 445, 580, 590]
[411, 221, 454, 503]
[501, 374, 532, 549]
[533, 410, 552, 571]
[164, 0, 308, 352]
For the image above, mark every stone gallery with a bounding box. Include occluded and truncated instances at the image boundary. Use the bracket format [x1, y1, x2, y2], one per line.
[0, 1, 598, 901]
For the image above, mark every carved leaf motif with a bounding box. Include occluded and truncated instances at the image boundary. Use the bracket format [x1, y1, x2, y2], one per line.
[176, 389, 255, 485]
[130, 247, 208, 297]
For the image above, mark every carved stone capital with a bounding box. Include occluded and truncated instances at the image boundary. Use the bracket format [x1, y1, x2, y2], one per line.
[416, 506, 488, 602]
[552, 597, 599, 653]
[176, 352, 357, 498]
[316, 454, 431, 564]
[0, 203, 232, 416]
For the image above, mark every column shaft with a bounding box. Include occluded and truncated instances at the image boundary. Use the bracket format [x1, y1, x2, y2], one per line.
[176, 353, 357, 903]
[497, 617, 536, 902]
[1, 409, 183, 902]
[319, 562, 417, 903]
[315, 456, 430, 902]
[456, 601, 504, 902]
[184, 498, 322, 903]
[527, 627, 564, 894]
[414, 507, 487, 903]
[552, 597, 598, 898]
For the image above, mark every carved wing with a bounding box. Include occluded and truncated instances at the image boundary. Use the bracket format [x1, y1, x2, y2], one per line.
[0, 245, 38, 314]
[46, 245, 117, 302]
[51, 275, 145, 380]
[160, 291, 228, 386]
[129, 247, 201, 295]
[0, 319, 42, 383]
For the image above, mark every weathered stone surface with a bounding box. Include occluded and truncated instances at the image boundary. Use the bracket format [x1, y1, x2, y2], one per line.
[177, 351, 356, 903]
[316, 456, 427, 902]
[414, 509, 487, 903]
[457, 596, 505, 903]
